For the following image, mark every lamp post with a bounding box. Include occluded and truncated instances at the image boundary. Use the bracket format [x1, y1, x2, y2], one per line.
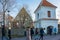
[8, 22, 11, 40]
[7, 10, 11, 40]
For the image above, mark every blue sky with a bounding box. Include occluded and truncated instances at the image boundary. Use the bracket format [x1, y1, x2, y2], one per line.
[9, 0, 60, 21]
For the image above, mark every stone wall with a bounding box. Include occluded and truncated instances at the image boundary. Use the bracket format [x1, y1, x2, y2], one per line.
[11, 27, 26, 37]
[0, 27, 26, 37]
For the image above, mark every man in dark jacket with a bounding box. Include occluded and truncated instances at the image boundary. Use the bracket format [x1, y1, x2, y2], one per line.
[39, 28, 44, 40]
[50, 28, 52, 35]
[35, 28, 38, 35]
[30, 28, 34, 39]
[8, 29, 11, 40]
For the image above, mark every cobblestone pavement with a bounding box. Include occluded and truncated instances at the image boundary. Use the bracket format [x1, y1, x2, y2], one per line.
[0, 34, 60, 40]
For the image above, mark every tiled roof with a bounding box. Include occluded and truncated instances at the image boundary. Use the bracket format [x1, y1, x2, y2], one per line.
[42, 0, 57, 8]
[34, 0, 57, 13]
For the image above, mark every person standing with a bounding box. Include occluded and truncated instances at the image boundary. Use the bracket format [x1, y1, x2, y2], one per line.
[8, 28, 11, 40]
[50, 28, 52, 35]
[2, 25, 7, 40]
[35, 28, 39, 40]
[35, 28, 38, 35]
[39, 28, 44, 40]
[24, 30, 26, 36]
[54, 28, 57, 35]
[30, 28, 34, 39]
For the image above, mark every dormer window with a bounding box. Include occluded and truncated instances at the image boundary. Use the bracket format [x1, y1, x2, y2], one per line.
[48, 11, 51, 17]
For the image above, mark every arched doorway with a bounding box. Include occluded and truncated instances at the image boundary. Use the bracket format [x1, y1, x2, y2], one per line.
[47, 26, 53, 34]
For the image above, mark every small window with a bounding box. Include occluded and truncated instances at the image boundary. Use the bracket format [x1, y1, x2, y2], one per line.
[37, 13, 39, 19]
[48, 11, 51, 17]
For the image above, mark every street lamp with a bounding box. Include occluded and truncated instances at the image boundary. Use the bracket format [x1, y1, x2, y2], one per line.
[9, 27, 11, 30]
[8, 22, 11, 40]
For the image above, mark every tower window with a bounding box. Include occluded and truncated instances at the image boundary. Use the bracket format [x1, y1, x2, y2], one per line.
[37, 13, 39, 19]
[48, 11, 51, 17]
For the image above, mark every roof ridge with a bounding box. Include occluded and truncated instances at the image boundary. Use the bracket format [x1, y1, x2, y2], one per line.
[42, 0, 57, 8]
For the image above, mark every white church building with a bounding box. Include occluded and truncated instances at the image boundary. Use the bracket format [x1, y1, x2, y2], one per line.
[34, 0, 58, 34]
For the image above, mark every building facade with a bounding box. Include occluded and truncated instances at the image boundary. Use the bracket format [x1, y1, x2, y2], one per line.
[34, 0, 58, 34]
[11, 7, 33, 36]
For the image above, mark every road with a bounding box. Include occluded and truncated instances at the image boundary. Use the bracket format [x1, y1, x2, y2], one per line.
[0, 34, 60, 40]
[11, 34, 60, 40]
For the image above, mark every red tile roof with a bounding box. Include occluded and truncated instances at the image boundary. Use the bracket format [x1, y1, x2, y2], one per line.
[42, 0, 57, 8]
[34, 0, 57, 13]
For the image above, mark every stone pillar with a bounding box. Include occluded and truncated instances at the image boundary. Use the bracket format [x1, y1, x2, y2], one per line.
[26, 28, 31, 40]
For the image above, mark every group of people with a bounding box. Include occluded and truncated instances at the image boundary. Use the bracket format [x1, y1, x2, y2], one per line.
[24, 28, 44, 40]
[47, 27, 57, 35]
[47, 27, 52, 35]
[35, 28, 44, 40]
[24, 27, 57, 40]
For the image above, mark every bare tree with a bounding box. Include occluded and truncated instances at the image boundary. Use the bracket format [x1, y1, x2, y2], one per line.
[0, 0, 16, 40]
[0, 0, 16, 27]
